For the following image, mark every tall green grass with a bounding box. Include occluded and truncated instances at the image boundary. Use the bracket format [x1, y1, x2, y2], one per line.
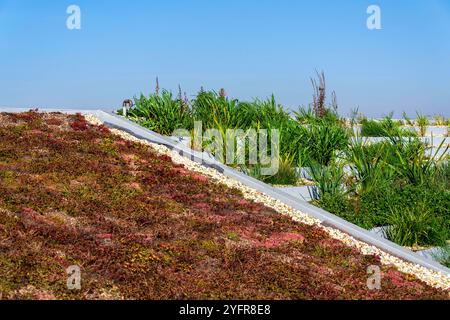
[127, 90, 193, 135]
[360, 114, 416, 137]
[346, 137, 386, 194]
[121, 82, 450, 253]
[416, 112, 429, 137]
[385, 204, 447, 247]
[306, 160, 347, 198]
[385, 135, 448, 185]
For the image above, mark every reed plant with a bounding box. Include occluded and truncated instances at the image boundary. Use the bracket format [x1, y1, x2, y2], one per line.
[386, 134, 448, 185]
[306, 160, 347, 199]
[385, 204, 447, 247]
[127, 90, 193, 135]
[301, 120, 349, 166]
[346, 137, 386, 194]
[416, 112, 429, 137]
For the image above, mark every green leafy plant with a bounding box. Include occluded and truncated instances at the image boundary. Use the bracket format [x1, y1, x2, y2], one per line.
[435, 161, 450, 188]
[385, 204, 447, 247]
[306, 160, 347, 198]
[301, 120, 349, 166]
[432, 245, 450, 268]
[192, 90, 244, 130]
[264, 153, 298, 185]
[363, 180, 449, 226]
[360, 114, 416, 137]
[246, 95, 291, 129]
[386, 135, 448, 185]
[433, 114, 445, 126]
[415, 112, 429, 137]
[294, 106, 317, 125]
[240, 153, 298, 186]
[402, 112, 414, 126]
[360, 119, 386, 137]
[346, 137, 386, 194]
[126, 89, 193, 135]
[317, 193, 377, 229]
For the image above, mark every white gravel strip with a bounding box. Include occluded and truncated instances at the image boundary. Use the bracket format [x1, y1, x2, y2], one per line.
[85, 114, 450, 291]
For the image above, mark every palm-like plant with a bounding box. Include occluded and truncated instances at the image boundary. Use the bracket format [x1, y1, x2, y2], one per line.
[294, 106, 316, 125]
[264, 153, 298, 185]
[386, 134, 449, 185]
[402, 112, 414, 126]
[127, 90, 193, 135]
[346, 137, 386, 194]
[361, 113, 416, 137]
[302, 120, 350, 166]
[416, 112, 429, 137]
[306, 160, 347, 199]
[385, 204, 447, 247]
[434, 114, 445, 126]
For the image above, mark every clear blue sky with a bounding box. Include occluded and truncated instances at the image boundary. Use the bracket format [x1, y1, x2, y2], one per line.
[1, 0, 449, 117]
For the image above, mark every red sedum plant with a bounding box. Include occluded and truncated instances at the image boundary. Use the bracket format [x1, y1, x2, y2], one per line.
[0, 110, 448, 300]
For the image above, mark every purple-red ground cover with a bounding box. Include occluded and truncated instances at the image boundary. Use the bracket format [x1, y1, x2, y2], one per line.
[0, 111, 448, 300]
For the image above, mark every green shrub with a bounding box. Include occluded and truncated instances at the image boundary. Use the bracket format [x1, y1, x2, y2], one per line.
[246, 95, 292, 129]
[385, 135, 448, 186]
[301, 121, 349, 166]
[317, 178, 450, 242]
[360, 119, 385, 137]
[192, 90, 244, 130]
[317, 193, 375, 228]
[127, 90, 193, 135]
[360, 181, 450, 229]
[306, 161, 347, 198]
[385, 204, 447, 247]
[244, 96, 300, 166]
[358, 181, 394, 227]
[190, 91, 292, 131]
[432, 245, 450, 268]
[360, 116, 416, 137]
[294, 107, 316, 125]
[346, 138, 386, 194]
[263, 154, 299, 186]
[435, 162, 450, 189]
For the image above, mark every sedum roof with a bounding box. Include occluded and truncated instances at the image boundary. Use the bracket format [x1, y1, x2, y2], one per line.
[0, 110, 448, 300]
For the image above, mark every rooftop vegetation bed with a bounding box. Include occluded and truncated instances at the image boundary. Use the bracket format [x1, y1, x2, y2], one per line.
[119, 76, 449, 268]
[0, 111, 448, 299]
